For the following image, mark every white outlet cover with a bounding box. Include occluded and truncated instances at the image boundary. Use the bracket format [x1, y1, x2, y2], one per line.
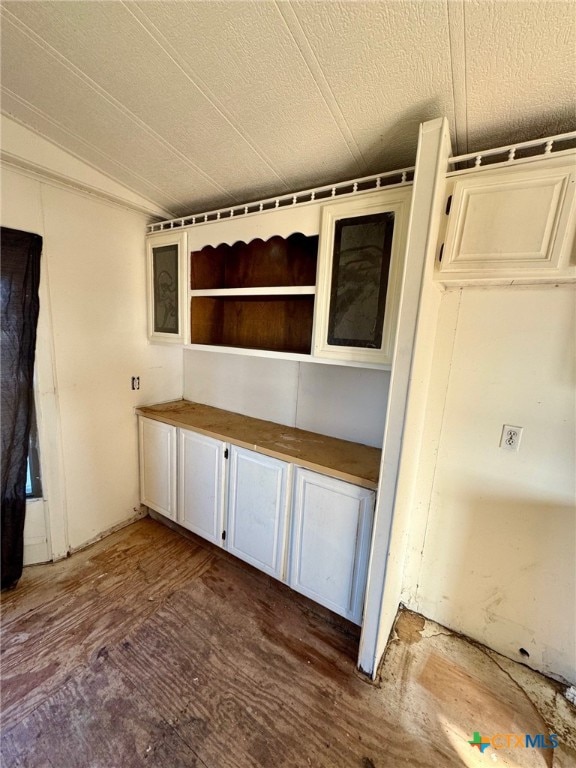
[500, 424, 523, 451]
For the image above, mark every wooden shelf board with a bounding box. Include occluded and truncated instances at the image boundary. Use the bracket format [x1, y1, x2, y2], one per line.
[190, 286, 316, 297]
[190, 295, 314, 353]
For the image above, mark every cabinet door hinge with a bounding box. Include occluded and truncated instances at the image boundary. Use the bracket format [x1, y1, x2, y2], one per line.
[445, 195, 452, 215]
[222, 530, 226, 541]
[224, 448, 229, 459]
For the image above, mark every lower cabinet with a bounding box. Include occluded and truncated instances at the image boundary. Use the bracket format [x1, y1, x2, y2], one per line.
[227, 446, 290, 579]
[138, 417, 177, 520]
[178, 429, 226, 547]
[289, 468, 375, 625]
[138, 416, 375, 625]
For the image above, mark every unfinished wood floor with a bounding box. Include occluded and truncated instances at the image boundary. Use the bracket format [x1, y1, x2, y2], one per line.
[1, 518, 575, 768]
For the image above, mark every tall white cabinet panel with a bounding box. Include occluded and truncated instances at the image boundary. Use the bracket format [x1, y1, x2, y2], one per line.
[138, 417, 177, 520]
[227, 446, 290, 579]
[289, 468, 375, 624]
[178, 430, 226, 546]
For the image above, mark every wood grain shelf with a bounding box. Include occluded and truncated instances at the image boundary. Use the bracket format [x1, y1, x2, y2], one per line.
[190, 295, 315, 353]
[189, 233, 319, 354]
[190, 233, 318, 291]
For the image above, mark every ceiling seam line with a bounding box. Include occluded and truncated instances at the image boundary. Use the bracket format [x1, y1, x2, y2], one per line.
[274, 0, 366, 175]
[122, 0, 291, 191]
[3, 151, 174, 219]
[445, 0, 460, 155]
[1, 89, 185, 212]
[0, 8, 238, 203]
[446, 0, 469, 156]
[462, 0, 469, 155]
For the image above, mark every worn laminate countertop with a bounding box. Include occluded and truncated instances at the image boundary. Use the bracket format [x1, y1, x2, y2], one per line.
[136, 400, 381, 490]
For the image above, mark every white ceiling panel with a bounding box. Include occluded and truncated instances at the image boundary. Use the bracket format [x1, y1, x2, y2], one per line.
[2, 2, 289, 207]
[131, 1, 366, 188]
[464, 0, 576, 149]
[1, 13, 237, 214]
[0, 91, 182, 213]
[465, 0, 576, 149]
[289, 1, 457, 169]
[1, 0, 574, 217]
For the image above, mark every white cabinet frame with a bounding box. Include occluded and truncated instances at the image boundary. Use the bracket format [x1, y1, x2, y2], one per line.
[146, 230, 188, 343]
[313, 188, 412, 366]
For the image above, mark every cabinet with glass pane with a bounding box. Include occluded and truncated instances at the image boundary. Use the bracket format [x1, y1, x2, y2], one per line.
[313, 188, 412, 366]
[146, 230, 188, 343]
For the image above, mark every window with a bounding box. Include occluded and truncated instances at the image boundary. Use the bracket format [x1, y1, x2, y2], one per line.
[26, 401, 42, 498]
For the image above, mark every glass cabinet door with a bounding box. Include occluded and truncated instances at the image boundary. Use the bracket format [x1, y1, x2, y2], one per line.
[152, 243, 179, 334]
[314, 189, 411, 366]
[328, 211, 394, 349]
[146, 231, 187, 343]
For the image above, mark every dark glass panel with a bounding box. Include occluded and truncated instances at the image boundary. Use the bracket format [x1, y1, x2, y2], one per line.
[327, 212, 394, 348]
[153, 244, 179, 333]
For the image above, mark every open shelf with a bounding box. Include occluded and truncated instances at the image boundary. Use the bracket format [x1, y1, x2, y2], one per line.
[189, 232, 318, 354]
[190, 233, 318, 290]
[190, 295, 314, 354]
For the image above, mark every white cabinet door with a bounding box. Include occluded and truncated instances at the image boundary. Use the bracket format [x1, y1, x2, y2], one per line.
[437, 163, 576, 283]
[138, 417, 177, 520]
[227, 446, 290, 579]
[313, 188, 412, 367]
[178, 430, 226, 546]
[146, 230, 188, 344]
[289, 468, 374, 624]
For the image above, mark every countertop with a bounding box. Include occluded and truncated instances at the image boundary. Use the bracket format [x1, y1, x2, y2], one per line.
[136, 400, 381, 490]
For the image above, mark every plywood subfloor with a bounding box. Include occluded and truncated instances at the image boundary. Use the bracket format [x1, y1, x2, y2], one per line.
[1, 518, 574, 768]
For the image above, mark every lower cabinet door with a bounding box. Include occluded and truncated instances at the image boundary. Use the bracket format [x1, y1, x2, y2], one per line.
[289, 468, 375, 624]
[226, 446, 290, 579]
[138, 417, 177, 520]
[178, 429, 226, 546]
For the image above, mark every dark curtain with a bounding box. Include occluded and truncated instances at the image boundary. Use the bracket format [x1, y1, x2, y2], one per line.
[1, 227, 42, 590]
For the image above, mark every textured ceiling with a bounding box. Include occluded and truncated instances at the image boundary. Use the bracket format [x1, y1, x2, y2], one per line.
[1, 0, 575, 217]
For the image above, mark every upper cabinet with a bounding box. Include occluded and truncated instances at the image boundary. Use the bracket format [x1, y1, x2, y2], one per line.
[436, 160, 576, 285]
[145, 129, 576, 355]
[313, 188, 412, 366]
[146, 230, 188, 343]
[145, 184, 413, 368]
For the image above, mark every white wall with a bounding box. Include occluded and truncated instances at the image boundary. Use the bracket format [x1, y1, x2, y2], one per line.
[183, 350, 388, 448]
[1, 159, 183, 554]
[402, 283, 576, 684]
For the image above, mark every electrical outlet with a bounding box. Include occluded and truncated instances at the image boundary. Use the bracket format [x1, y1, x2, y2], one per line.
[131, 376, 140, 391]
[500, 424, 523, 451]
